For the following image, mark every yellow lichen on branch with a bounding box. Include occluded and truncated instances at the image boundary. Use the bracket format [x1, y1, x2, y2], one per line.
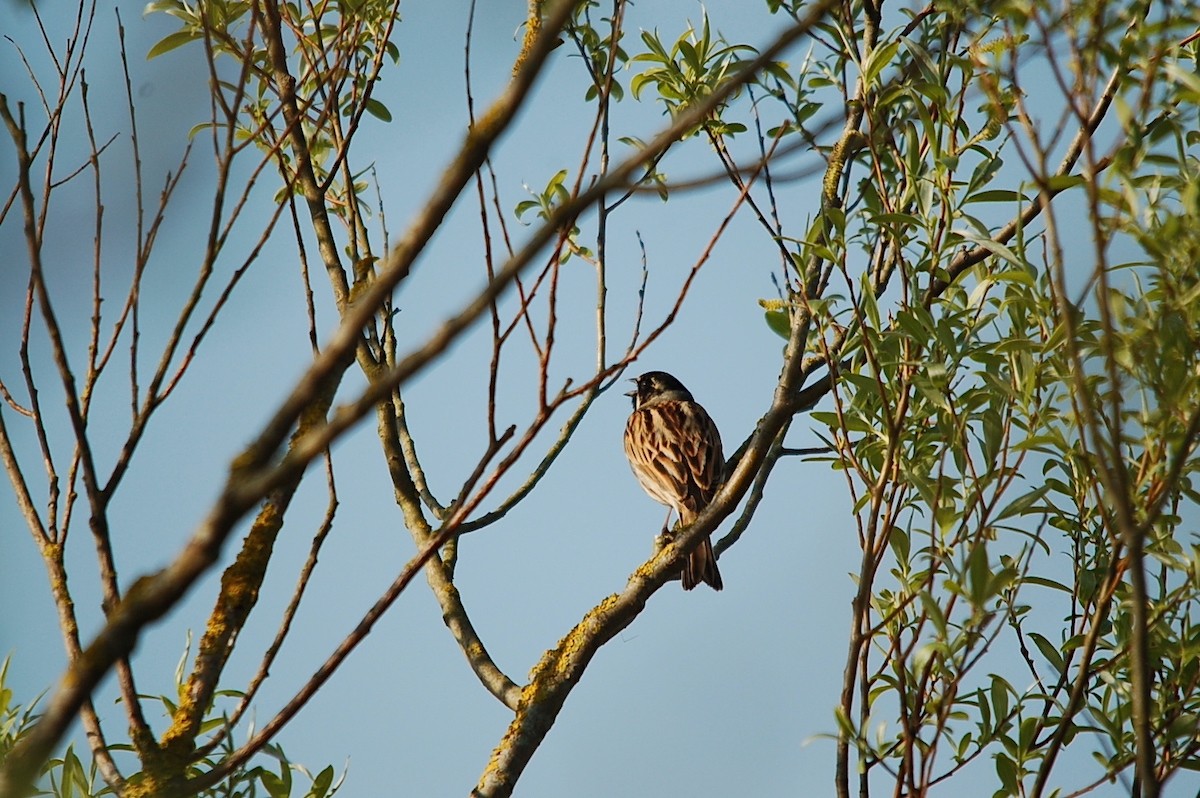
[513, 0, 544, 77]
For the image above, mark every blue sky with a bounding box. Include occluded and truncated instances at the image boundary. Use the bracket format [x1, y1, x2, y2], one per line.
[2, 0, 1195, 796]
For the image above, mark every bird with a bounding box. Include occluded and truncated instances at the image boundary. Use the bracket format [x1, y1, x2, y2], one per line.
[623, 370, 724, 591]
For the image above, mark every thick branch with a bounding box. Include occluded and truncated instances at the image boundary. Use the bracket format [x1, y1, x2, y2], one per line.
[375, 388, 522, 707]
[472, 7, 843, 795]
[0, 2, 833, 791]
[0, 4, 575, 794]
[157, 358, 349, 769]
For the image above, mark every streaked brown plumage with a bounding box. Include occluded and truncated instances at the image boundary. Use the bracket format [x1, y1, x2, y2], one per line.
[623, 371, 724, 591]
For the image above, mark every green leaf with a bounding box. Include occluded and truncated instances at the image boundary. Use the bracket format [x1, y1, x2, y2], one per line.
[199, 716, 227, 735]
[956, 231, 1025, 268]
[966, 189, 1029, 204]
[307, 766, 335, 798]
[1018, 716, 1038, 753]
[901, 35, 939, 84]
[919, 591, 947, 636]
[1021, 575, 1071, 593]
[862, 40, 899, 85]
[62, 746, 84, 798]
[144, 0, 182, 14]
[888, 526, 910, 563]
[147, 30, 199, 60]
[1029, 632, 1065, 674]
[809, 411, 840, 428]
[763, 308, 791, 340]
[967, 541, 991, 607]
[974, 687, 992, 736]
[514, 200, 540, 220]
[629, 71, 656, 100]
[994, 752, 1018, 796]
[261, 770, 291, 798]
[995, 485, 1049, 521]
[364, 97, 392, 122]
[1043, 174, 1086, 192]
[990, 675, 1010, 724]
[187, 122, 216, 140]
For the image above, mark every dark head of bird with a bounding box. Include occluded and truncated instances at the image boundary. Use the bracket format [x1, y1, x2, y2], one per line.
[625, 370, 693, 409]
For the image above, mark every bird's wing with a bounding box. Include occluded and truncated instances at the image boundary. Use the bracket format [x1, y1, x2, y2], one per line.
[676, 401, 724, 504]
[625, 401, 723, 512]
[625, 408, 690, 509]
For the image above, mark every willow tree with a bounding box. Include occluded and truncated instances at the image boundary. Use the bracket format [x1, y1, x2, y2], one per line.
[2, 0, 1199, 796]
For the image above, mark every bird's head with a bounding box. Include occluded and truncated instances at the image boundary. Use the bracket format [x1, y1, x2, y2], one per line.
[625, 370, 693, 409]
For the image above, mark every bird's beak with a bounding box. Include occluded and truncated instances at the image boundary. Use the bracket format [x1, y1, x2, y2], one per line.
[624, 378, 636, 398]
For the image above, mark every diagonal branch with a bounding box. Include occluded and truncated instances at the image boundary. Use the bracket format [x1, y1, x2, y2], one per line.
[472, 6, 843, 795]
[0, 3, 836, 792]
[157, 353, 352, 766]
[0, 3, 575, 794]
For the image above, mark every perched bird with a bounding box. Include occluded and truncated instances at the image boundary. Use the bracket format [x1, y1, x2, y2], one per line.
[623, 370, 724, 591]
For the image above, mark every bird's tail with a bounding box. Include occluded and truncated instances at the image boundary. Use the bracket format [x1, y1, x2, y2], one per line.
[681, 535, 723, 591]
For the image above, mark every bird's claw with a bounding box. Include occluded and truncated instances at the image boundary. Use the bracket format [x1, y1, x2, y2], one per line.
[654, 527, 675, 551]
